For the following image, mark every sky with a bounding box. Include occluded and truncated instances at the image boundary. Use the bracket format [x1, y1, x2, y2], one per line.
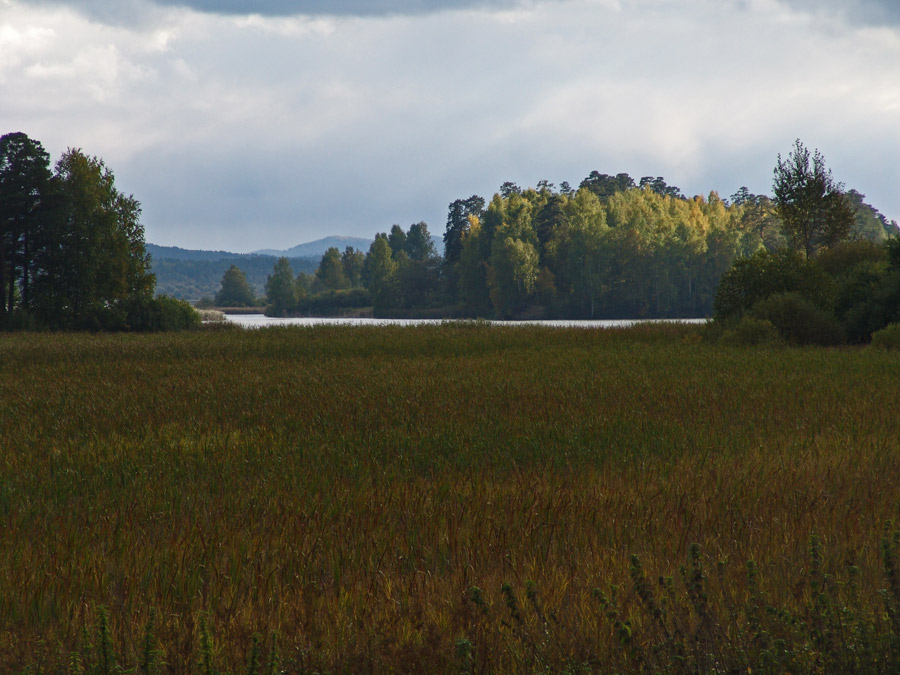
[1, 0, 898, 253]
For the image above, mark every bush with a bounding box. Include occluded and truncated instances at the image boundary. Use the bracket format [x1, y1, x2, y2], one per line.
[298, 288, 372, 315]
[719, 316, 783, 347]
[750, 292, 845, 346]
[713, 249, 834, 321]
[127, 295, 200, 331]
[815, 239, 887, 277]
[155, 295, 201, 330]
[871, 323, 900, 350]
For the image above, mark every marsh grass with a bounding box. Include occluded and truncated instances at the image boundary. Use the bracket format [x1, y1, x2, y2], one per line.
[2, 323, 900, 671]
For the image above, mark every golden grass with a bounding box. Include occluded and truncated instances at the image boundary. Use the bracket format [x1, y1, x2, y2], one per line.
[2, 323, 900, 672]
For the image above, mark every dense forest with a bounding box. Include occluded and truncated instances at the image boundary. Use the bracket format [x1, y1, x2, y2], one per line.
[0, 132, 196, 330]
[256, 164, 896, 321]
[147, 245, 319, 302]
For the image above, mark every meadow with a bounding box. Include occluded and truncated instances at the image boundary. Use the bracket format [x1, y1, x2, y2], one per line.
[2, 323, 900, 673]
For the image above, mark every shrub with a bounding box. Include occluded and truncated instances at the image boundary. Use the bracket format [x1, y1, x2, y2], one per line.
[126, 295, 200, 331]
[750, 292, 845, 346]
[719, 316, 783, 347]
[815, 239, 887, 277]
[871, 323, 900, 350]
[713, 248, 834, 321]
[297, 288, 372, 315]
[155, 295, 201, 330]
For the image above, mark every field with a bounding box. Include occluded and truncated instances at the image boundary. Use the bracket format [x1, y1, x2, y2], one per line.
[2, 323, 900, 673]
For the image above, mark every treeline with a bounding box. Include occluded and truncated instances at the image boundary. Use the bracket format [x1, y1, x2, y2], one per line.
[256, 169, 895, 319]
[707, 141, 900, 346]
[148, 249, 319, 303]
[0, 132, 195, 330]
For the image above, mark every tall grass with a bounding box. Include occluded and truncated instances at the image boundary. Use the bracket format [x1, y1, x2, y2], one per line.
[2, 323, 900, 671]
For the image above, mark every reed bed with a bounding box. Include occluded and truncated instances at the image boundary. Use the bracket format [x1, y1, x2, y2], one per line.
[2, 323, 900, 672]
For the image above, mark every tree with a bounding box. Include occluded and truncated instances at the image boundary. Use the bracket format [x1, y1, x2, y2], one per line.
[387, 225, 407, 259]
[363, 235, 398, 309]
[0, 132, 55, 318]
[444, 196, 485, 265]
[489, 237, 538, 318]
[845, 189, 897, 243]
[265, 257, 298, 316]
[564, 189, 608, 317]
[315, 247, 349, 290]
[341, 246, 365, 288]
[712, 248, 833, 321]
[31, 148, 155, 327]
[773, 139, 854, 258]
[456, 217, 491, 315]
[639, 176, 683, 199]
[579, 171, 635, 200]
[404, 222, 437, 261]
[443, 195, 485, 299]
[215, 265, 256, 307]
[499, 181, 521, 199]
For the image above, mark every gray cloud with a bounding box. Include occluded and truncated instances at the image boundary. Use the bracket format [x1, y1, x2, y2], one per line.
[156, 0, 524, 16]
[25, 0, 527, 21]
[779, 0, 900, 26]
[4, 0, 898, 252]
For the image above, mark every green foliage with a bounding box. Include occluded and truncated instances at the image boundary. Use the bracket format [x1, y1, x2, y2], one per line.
[0, 132, 54, 316]
[264, 256, 298, 317]
[714, 238, 900, 345]
[713, 248, 833, 321]
[443, 195, 485, 283]
[455, 219, 491, 315]
[847, 189, 898, 242]
[404, 221, 437, 261]
[489, 237, 539, 317]
[750, 292, 845, 346]
[773, 139, 855, 258]
[19, 147, 157, 330]
[150, 253, 316, 302]
[871, 323, 900, 350]
[124, 295, 200, 331]
[363, 235, 398, 310]
[340, 246, 365, 288]
[816, 239, 887, 277]
[315, 246, 350, 291]
[718, 316, 783, 347]
[297, 287, 371, 315]
[214, 264, 257, 307]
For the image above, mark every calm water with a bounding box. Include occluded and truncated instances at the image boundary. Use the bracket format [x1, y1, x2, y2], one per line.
[225, 314, 707, 329]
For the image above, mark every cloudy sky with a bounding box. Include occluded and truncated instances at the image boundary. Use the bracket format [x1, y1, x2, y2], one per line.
[2, 0, 898, 252]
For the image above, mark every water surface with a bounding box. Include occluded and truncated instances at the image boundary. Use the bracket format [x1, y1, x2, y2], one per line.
[225, 314, 706, 329]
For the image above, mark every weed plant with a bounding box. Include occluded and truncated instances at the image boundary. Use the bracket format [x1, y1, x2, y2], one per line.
[2, 323, 900, 671]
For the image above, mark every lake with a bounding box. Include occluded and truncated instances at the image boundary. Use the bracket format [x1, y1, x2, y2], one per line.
[225, 314, 708, 329]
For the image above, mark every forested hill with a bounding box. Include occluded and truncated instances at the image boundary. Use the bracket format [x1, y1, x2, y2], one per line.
[146, 244, 259, 262]
[253, 236, 373, 258]
[148, 236, 444, 301]
[147, 245, 319, 301]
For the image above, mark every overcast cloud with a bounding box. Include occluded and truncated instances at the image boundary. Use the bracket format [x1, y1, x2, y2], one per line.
[2, 0, 898, 252]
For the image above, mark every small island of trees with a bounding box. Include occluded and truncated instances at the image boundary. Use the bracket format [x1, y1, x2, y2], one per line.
[229, 139, 897, 346]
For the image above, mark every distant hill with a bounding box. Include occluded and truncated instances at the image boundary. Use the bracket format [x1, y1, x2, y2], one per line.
[146, 243, 263, 262]
[254, 234, 445, 258]
[147, 244, 319, 302]
[254, 236, 373, 258]
[147, 234, 445, 302]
